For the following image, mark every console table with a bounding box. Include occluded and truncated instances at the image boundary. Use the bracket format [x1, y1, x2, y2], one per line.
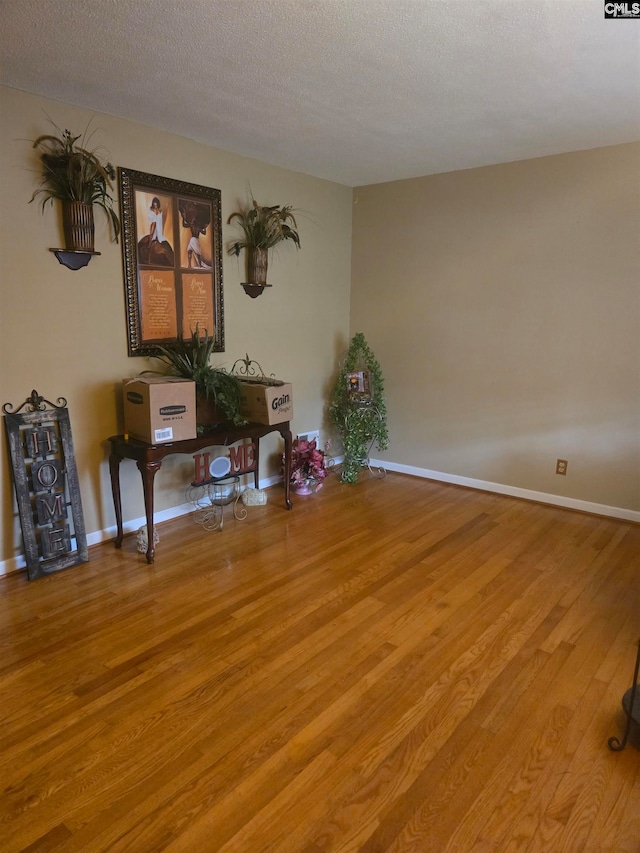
[108, 421, 292, 563]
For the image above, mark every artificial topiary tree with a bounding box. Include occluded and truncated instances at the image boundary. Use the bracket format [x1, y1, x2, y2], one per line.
[329, 332, 389, 483]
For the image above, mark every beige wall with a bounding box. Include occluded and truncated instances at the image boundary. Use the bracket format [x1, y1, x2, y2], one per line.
[351, 145, 640, 513]
[0, 86, 353, 568]
[2, 86, 637, 572]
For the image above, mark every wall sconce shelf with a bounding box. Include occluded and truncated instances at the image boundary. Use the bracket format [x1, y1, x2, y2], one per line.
[50, 249, 101, 270]
[241, 283, 272, 299]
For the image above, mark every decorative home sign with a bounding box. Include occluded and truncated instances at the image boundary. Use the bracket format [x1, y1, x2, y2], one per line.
[192, 444, 257, 486]
[3, 390, 88, 580]
[118, 168, 224, 357]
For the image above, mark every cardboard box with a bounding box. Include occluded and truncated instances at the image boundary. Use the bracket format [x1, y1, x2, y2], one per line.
[123, 377, 197, 444]
[239, 380, 293, 425]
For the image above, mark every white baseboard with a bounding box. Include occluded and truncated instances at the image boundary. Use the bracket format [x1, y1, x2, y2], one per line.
[371, 459, 640, 524]
[85, 472, 281, 547]
[2, 466, 636, 577]
[0, 554, 26, 576]
[0, 474, 283, 578]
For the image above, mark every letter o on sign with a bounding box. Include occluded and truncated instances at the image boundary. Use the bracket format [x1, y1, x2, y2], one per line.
[36, 462, 59, 488]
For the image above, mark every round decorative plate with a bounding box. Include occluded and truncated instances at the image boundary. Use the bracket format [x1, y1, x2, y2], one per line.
[209, 456, 231, 479]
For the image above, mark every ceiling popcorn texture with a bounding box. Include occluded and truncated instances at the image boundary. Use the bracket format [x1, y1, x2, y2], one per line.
[1, 0, 639, 186]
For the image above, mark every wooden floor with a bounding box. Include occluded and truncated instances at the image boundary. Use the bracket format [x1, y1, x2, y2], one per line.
[1, 472, 639, 852]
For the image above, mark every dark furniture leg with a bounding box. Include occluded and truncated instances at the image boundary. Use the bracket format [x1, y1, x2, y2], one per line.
[136, 459, 162, 564]
[251, 435, 260, 489]
[280, 425, 293, 509]
[109, 451, 124, 548]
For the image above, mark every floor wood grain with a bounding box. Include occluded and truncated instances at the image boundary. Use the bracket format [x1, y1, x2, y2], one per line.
[0, 472, 638, 852]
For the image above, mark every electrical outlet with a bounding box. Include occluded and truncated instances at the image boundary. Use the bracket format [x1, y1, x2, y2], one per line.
[298, 430, 320, 446]
[556, 459, 568, 475]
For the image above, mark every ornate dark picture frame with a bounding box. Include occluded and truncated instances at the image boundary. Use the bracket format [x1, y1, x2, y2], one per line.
[118, 168, 224, 357]
[3, 390, 88, 581]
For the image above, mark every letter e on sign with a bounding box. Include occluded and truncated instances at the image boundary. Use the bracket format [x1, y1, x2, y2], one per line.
[41, 524, 72, 559]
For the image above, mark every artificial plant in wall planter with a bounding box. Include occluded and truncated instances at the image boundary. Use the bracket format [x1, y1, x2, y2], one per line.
[227, 196, 300, 297]
[330, 332, 389, 483]
[29, 120, 120, 267]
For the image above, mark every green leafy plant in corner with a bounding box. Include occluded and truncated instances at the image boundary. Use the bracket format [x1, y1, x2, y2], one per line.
[29, 118, 121, 242]
[329, 332, 389, 483]
[150, 327, 247, 428]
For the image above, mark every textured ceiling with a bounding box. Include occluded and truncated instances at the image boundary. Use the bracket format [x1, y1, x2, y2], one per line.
[1, 0, 639, 186]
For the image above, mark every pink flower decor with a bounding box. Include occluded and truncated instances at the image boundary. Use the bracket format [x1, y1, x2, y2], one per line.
[284, 437, 328, 492]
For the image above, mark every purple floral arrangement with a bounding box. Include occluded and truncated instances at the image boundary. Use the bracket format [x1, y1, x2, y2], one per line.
[285, 437, 328, 491]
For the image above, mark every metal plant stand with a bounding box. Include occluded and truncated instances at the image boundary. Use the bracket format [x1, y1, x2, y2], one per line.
[608, 638, 640, 751]
[341, 403, 387, 479]
[186, 476, 247, 531]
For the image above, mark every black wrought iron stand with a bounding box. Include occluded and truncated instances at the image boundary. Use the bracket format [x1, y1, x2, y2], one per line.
[608, 638, 640, 752]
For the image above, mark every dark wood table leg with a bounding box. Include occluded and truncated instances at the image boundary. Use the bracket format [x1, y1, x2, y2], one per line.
[136, 459, 162, 564]
[109, 450, 124, 548]
[251, 436, 260, 489]
[280, 426, 293, 509]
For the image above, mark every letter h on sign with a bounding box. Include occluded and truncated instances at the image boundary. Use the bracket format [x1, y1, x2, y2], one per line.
[193, 452, 211, 485]
[29, 426, 56, 457]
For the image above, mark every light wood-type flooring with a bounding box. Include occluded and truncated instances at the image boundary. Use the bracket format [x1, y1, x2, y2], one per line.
[1, 472, 639, 852]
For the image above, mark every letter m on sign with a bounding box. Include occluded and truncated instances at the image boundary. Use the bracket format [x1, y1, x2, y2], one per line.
[229, 443, 257, 473]
[36, 492, 67, 525]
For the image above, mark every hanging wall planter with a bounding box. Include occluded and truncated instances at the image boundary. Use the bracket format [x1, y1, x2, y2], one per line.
[227, 197, 300, 297]
[248, 246, 269, 286]
[29, 120, 120, 269]
[62, 201, 96, 252]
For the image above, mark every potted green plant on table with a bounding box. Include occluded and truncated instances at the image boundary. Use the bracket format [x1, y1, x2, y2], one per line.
[29, 120, 120, 251]
[329, 332, 389, 483]
[151, 327, 247, 431]
[227, 196, 300, 294]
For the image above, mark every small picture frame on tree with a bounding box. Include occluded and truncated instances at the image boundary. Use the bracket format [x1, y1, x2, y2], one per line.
[346, 369, 372, 405]
[3, 390, 88, 580]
